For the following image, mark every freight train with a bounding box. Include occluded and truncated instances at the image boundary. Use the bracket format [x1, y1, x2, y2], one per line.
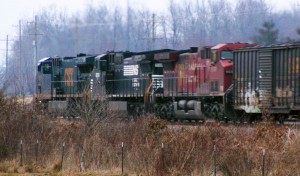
[36, 42, 300, 123]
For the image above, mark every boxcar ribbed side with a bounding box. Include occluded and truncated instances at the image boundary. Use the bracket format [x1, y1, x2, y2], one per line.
[233, 49, 260, 113]
[272, 47, 300, 112]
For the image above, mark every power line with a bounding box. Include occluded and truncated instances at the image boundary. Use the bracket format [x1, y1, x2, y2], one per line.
[19, 20, 22, 83]
[0, 49, 14, 51]
[0, 39, 14, 41]
[28, 16, 43, 91]
[140, 13, 162, 50]
[6, 35, 8, 76]
[28, 16, 43, 65]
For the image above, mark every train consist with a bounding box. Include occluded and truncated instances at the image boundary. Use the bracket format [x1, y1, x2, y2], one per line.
[36, 42, 300, 123]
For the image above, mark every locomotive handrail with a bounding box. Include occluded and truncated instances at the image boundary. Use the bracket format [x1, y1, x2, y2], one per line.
[50, 80, 87, 83]
[105, 76, 192, 82]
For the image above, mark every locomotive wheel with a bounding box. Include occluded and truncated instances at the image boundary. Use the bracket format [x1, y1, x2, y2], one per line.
[239, 115, 248, 124]
[211, 111, 218, 120]
[278, 115, 285, 124]
[160, 104, 168, 119]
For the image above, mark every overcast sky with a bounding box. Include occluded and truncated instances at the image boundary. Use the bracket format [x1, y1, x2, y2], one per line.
[0, 0, 299, 63]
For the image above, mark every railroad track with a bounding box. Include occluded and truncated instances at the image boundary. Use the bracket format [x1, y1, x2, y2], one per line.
[167, 119, 300, 129]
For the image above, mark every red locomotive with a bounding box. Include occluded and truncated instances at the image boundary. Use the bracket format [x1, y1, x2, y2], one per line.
[153, 43, 255, 120]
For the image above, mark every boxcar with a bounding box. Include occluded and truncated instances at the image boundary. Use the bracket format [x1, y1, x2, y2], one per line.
[233, 43, 300, 121]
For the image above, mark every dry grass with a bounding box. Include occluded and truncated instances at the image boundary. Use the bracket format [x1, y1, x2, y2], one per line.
[0, 92, 299, 175]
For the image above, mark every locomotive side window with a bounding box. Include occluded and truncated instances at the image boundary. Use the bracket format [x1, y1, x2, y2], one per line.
[78, 65, 93, 73]
[154, 63, 163, 75]
[108, 54, 114, 63]
[99, 60, 107, 71]
[140, 64, 151, 73]
[206, 48, 211, 58]
[210, 81, 219, 91]
[211, 51, 218, 63]
[42, 63, 52, 74]
[114, 54, 123, 64]
[53, 58, 62, 66]
[200, 48, 211, 59]
[221, 51, 233, 60]
[200, 49, 205, 59]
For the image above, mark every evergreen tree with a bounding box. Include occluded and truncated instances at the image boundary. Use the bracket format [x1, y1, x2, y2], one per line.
[296, 27, 300, 38]
[285, 27, 300, 42]
[253, 20, 279, 45]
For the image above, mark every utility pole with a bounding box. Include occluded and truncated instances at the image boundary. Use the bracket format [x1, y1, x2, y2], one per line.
[29, 15, 42, 66]
[19, 20, 22, 83]
[0, 35, 14, 81]
[6, 35, 8, 77]
[150, 13, 162, 50]
[17, 20, 24, 97]
[75, 18, 79, 53]
[140, 13, 161, 50]
[29, 15, 43, 94]
[34, 15, 38, 65]
[152, 13, 155, 50]
[126, 5, 130, 51]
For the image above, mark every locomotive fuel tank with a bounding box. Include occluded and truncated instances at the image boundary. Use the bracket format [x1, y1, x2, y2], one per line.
[174, 100, 203, 120]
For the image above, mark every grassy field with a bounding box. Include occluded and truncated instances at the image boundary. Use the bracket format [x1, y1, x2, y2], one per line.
[0, 93, 299, 175]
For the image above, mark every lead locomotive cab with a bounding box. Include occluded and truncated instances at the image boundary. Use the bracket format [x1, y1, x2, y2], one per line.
[37, 57, 53, 97]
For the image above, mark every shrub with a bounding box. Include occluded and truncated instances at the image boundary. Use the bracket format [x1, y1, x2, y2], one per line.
[0, 93, 298, 175]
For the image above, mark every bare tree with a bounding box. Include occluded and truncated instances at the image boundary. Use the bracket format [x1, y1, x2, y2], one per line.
[68, 88, 109, 171]
[168, 0, 184, 49]
[234, 0, 270, 42]
[5, 0, 300, 96]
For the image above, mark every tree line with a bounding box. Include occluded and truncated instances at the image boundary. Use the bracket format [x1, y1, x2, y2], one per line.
[4, 0, 300, 95]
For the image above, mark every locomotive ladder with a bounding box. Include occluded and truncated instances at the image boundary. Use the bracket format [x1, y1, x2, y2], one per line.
[224, 84, 234, 116]
[224, 84, 233, 104]
[144, 80, 153, 112]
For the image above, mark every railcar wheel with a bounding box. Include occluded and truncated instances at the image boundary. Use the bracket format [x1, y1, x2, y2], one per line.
[223, 116, 229, 123]
[247, 114, 254, 124]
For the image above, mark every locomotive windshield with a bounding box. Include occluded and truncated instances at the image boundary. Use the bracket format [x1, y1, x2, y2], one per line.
[221, 51, 233, 60]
